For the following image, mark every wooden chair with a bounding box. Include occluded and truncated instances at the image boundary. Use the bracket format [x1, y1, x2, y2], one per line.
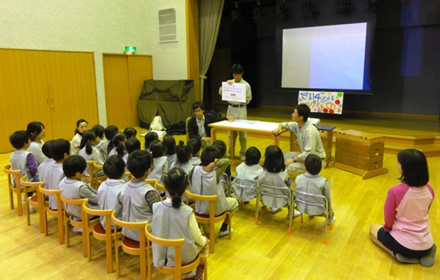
[295, 190, 334, 243]
[38, 185, 64, 244]
[82, 201, 121, 273]
[255, 182, 295, 233]
[20, 176, 45, 231]
[185, 189, 232, 254]
[91, 161, 108, 188]
[60, 196, 99, 257]
[111, 211, 148, 279]
[145, 224, 208, 280]
[3, 165, 23, 216]
[185, 116, 191, 142]
[123, 171, 133, 181]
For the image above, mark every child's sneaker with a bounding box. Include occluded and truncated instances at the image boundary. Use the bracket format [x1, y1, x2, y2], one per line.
[270, 208, 281, 214]
[28, 203, 35, 213]
[219, 226, 233, 237]
[286, 210, 301, 219]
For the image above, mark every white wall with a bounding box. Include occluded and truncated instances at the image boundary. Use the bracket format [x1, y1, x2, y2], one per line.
[0, 0, 188, 125]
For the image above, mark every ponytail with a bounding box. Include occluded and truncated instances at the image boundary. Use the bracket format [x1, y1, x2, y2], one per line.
[80, 130, 96, 155]
[85, 139, 92, 155]
[164, 168, 188, 209]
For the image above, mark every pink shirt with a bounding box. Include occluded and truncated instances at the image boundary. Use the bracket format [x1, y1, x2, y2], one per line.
[384, 183, 434, 250]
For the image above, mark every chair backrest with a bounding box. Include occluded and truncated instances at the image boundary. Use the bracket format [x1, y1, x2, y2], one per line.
[38, 185, 62, 209]
[60, 195, 87, 221]
[145, 224, 200, 280]
[20, 175, 43, 195]
[4, 164, 21, 188]
[295, 190, 328, 215]
[185, 190, 217, 218]
[259, 181, 292, 209]
[231, 176, 258, 201]
[123, 171, 133, 181]
[111, 211, 148, 244]
[82, 200, 113, 227]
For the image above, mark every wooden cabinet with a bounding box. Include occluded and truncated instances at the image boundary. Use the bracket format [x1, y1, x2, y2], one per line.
[0, 49, 98, 153]
[335, 130, 388, 179]
[103, 54, 153, 129]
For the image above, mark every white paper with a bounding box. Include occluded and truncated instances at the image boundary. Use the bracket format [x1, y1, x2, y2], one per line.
[221, 82, 246, 103]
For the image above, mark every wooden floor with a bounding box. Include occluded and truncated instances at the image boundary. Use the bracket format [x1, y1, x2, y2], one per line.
[1, 113, 439, 280]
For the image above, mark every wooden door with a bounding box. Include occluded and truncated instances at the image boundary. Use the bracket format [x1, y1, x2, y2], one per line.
[103, 54, 153, 128]
[0, 49, 52, 152]
[0, 49, 98, 153]
[103, 55, 131, 129]
[46, 51, 98, 140]
[127, 55, 153, 126]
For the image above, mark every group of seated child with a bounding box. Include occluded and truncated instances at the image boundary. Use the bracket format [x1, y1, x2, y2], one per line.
[9, 119, 334, 276]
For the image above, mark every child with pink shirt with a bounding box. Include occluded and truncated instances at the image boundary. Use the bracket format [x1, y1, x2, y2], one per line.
[369, 149, 436, 267]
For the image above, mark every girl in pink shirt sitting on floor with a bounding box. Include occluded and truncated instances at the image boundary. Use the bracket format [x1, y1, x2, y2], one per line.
[370, 149, 436, 267]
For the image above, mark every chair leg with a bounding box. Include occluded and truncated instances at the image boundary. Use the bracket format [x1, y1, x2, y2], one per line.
[38, 204, 45, 233]
[115, 237, 120, 278]
[82, 228, 89, 258]
[105, 234, 112, 273]
[209, 223, 215, 254]
[17, 191, 23, 216]
[57, 211, 64, 244]
[9, 187, 14, 210]
[228, 213, 232, 240]
[255, 196, 260, 225]
[65, 220, 70, 248]
[288, 207, 293, 233]
[26, 197, 31, 226]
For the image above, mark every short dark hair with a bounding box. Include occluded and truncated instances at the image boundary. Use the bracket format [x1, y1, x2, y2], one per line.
[126, 138, 141, 154]
[192, 101, 205, 111]
[212, 140, 227, 158]
[144, 131, 158, 150]
[231, 64, 244, 74]
[42, 140, 54, 158]
[104, 125, 119, 141]
[26, 122, 45, 141]
[295, 104, 311, 122]
[103, 155, 126, 179]
[176, 140, 192, 164]
[127, 150, 152, 178]
[263, 145, 285, 173]
[305, 154, 322, 175]
[150, 140, 164, 158]
[397, 149, 429, 187]
[63, 155, 87, 177]
[187, 138, 202, 156]
[9, 130, 30, 149]
[92, 125, 105, 139]
[245, 147, 261, 166]
[201, 146, 220, 166]
[164, 168, 188, 208]
[123, 127, 137, 139]
[51, 139, 71, 161]
[163, 135, 176, 155]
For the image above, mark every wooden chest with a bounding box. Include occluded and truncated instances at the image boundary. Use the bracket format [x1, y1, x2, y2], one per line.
[335, 130, 388, 179]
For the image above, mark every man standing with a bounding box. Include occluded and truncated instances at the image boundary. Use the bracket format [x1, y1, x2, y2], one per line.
[272, 104, 325, 177]
[188, 101, 222, 146]
[218, 64, 252, 160]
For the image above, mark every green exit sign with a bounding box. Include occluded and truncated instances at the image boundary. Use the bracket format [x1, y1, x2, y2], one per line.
[124, 46, 137, 53]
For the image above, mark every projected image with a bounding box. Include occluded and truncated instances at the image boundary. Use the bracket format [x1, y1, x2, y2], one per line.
[282, 22, 368, 90]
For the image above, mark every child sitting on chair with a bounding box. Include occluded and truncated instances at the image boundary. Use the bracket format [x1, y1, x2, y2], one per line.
[120, 150, 161, 241]
[59, 155, 99, 230]
[232, 146, 263, 203]
[295, 154, 334, 223]
[189, 146, 238, 237]
[151, 168, 208, 278]
[97, 155, 126, 229]
[188, 138, 202, 167]
[147, 140, 169, 186]
[9, 130, 39, 184]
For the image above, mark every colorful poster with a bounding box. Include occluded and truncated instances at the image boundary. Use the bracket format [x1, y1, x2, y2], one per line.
[298, 91, 344, 114]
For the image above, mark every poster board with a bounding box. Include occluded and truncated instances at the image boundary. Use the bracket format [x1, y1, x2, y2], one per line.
[298, 91, 344, 114]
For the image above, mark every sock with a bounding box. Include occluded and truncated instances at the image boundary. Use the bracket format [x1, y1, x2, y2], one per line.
[220, 223, 228, 231]
[421, 244, 436, 267]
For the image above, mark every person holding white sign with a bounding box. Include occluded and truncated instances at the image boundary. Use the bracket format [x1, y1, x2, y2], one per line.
[218, 64, 252, 161]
